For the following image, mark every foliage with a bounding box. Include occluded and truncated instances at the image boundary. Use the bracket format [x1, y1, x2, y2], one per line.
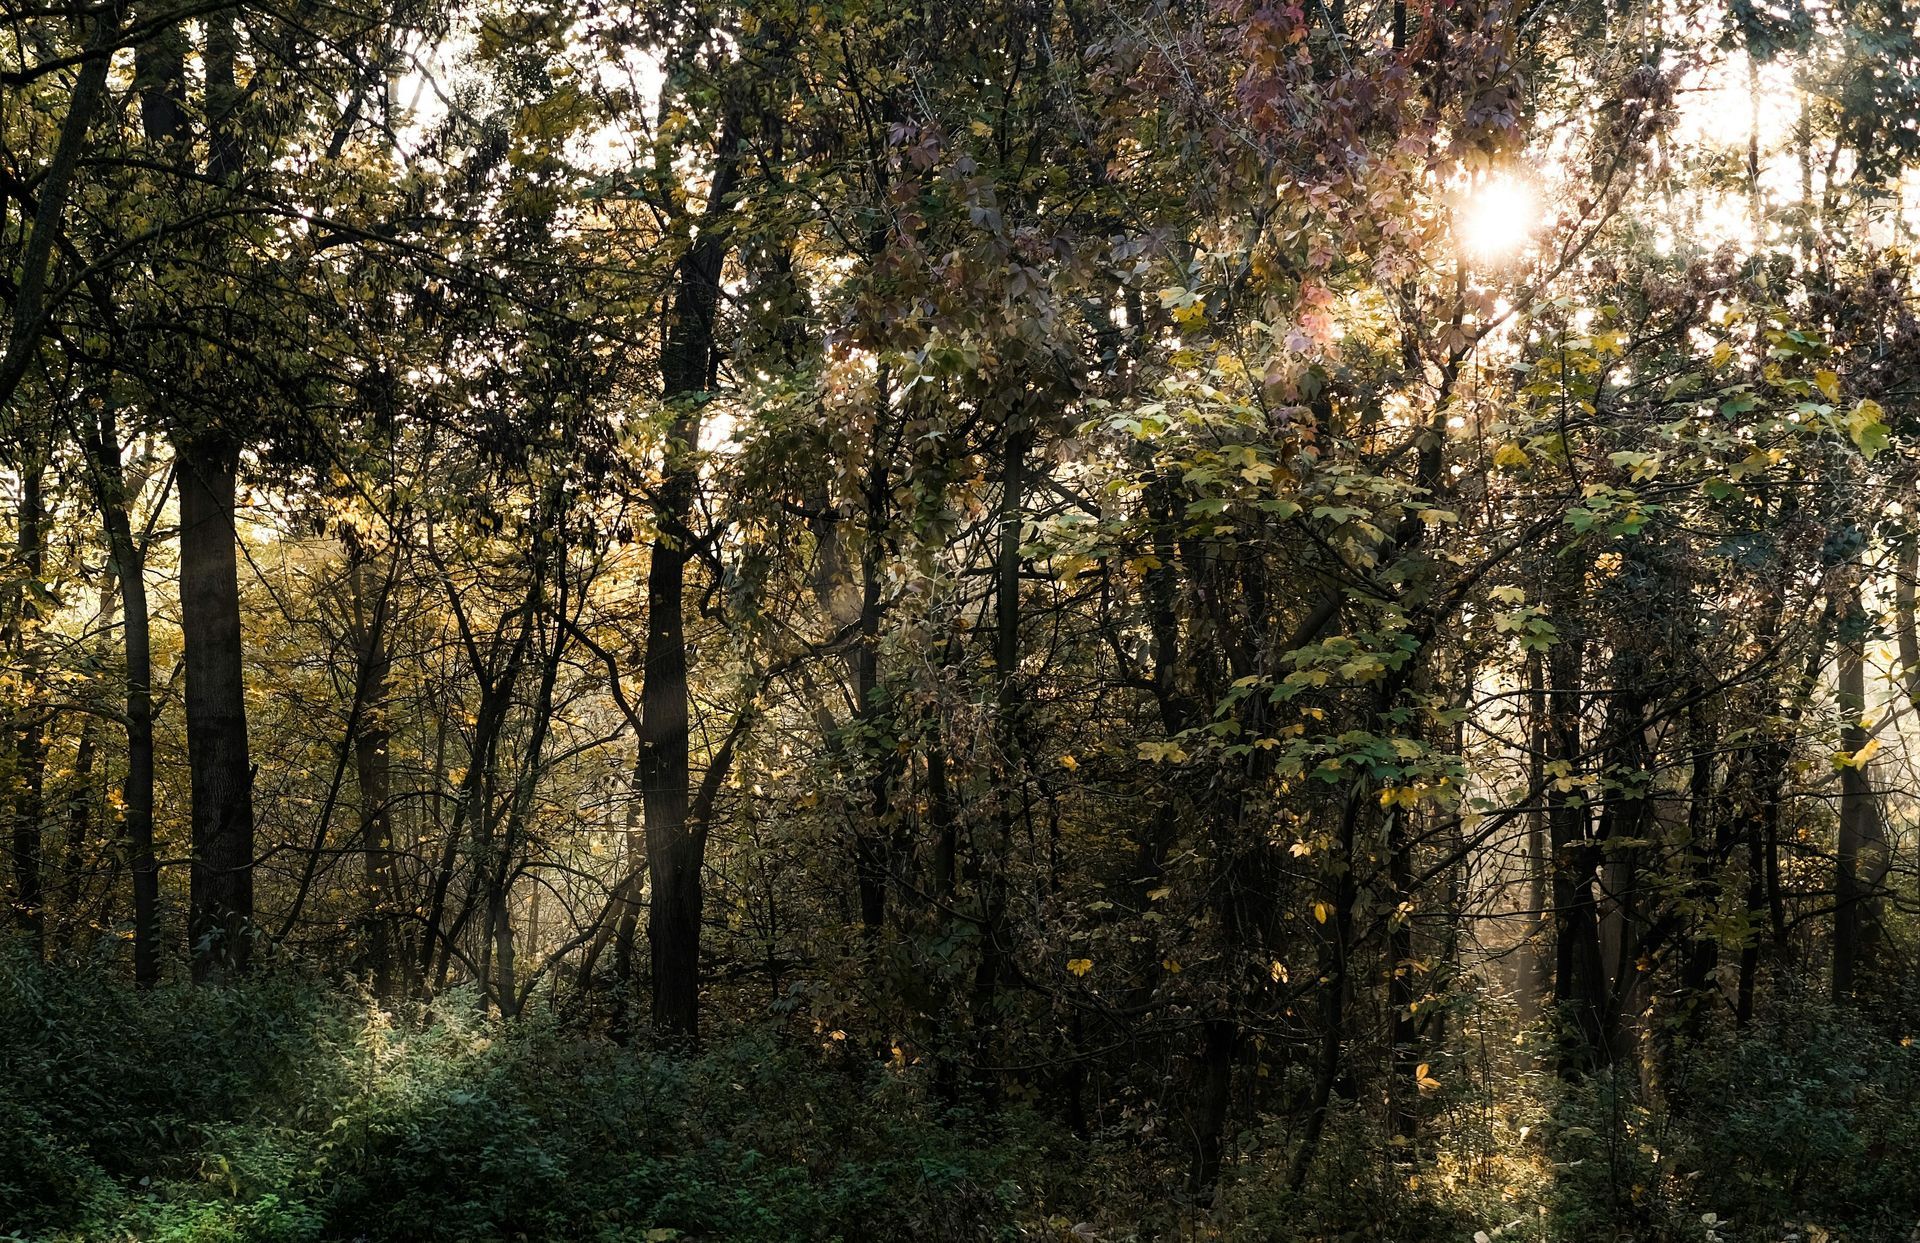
[5, 0, 1920, 1236]
[0, 955, 1071, 1242]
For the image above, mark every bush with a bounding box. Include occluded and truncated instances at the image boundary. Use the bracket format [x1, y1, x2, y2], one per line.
[0, 958, 1068, 1242]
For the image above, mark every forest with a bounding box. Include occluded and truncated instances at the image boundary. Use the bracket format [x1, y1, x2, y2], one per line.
[4, 0, 1920, 1238]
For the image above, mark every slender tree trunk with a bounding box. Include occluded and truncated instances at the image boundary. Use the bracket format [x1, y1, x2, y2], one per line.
[1833, 579, 1888, 1003]
[54, 723, 97, 955]
[493, 603, 566, 1017]
[8, 465, 48, 956]
[1548, 623, 1607, 1073]
[1289, 779, 1361, 1194]
[1677, 697, 1722, 1035]
[969, 418, 1029, 1088]
[177, 440, 255, 981]
[641, 451, 699, 1035]
[116, 0, 190, 987]
[851, 430, 894, 931]
[610, 758, 646, 995]
[350, 554, 396, 996]
[642, 106, 741, 1041]
[1517, 651, 1549, 1028]
[0, 3, 116, 410]
[83, 403, 159, 986]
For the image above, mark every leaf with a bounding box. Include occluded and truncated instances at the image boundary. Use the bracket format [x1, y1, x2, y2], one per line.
[1416, 1063, 1441, 1091]
[1066, 958, 1093, 977]
[1847, 399, 1889, 459]
[1833, 737, 1881, 770]
[1312, 901, 1329, 925]
[1815, 369, 1841, 402]
[1492, 442, 1530, 470]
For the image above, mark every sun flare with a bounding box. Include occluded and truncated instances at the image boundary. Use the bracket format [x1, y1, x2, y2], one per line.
[1458, 175, 1540, 261]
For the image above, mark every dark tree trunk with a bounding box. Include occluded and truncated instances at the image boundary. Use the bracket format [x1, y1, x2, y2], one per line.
[1833, 580, 1888, 1003]
[8, 465, 47, 956]
[641, 445, 699, 1036]
[969, 418, 1029, 1087]
[82, 403, 159, 987]
[610, 758, 646, 997]
[1548, 626, 1608, 1073]
[118, 511, 161, 999]
[350, 554, 396, 997]
[117, 0, 190, 989]
[851, 429, 895, 932]
[177, 440, 256, 981]
[1517, 651, 1549, 1028]
[642, 104, 741, 1041]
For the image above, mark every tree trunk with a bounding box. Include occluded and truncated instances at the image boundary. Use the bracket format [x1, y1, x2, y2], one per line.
[641, 477, 698, 1036]
[82, 401, 159, 987]
[1833, 580, 1888, 1003]
[8, 464, 47, 956]
[177, 439, 255, 981]
[969, 417, 1029, 1088]
[610, 757, 646, 996]
[1517, 651, 1549, 1028]
[1548, 624, 1608, 1073]
[350, 554, 396, 997]
[642, 106, 741, 1041]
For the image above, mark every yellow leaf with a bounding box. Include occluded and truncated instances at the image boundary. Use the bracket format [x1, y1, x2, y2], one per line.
[1161, 957, 1182, 973]
[1066, 958, 1093, 977]
[1147, 886, 1172, 902]
[1493, 442, 1530, 470]
[1834, 737, 1881, 770]
[1848, 398, 1890, 459]
[1058, 754, 1078, 771]
[1416, 1063, 1441, 1091]
[1312, 901, 1329, 925]
[1815, 369, 1840, 402]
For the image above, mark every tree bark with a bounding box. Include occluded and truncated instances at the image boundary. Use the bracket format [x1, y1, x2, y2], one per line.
[349, 552, 396, 997]
[177, 439, 255, 981]
[7, 465, 48, 956]
[642, 105, 741, 1041]
[1833, 579, 1888, 1002]
[80, 401, 159, 986]
[1548, 620, 1608, 1073]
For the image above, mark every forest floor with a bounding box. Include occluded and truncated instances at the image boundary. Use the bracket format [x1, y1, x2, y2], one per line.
[3, 956, 1917, 1241]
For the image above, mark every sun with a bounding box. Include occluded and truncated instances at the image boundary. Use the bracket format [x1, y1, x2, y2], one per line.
[1458, 175, 1540, 261]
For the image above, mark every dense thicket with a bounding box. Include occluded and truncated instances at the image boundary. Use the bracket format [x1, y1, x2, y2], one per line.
[5, 0, 1920, 1238]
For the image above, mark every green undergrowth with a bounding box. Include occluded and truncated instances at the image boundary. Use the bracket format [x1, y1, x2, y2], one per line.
[4, 956, 1918, 1241]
